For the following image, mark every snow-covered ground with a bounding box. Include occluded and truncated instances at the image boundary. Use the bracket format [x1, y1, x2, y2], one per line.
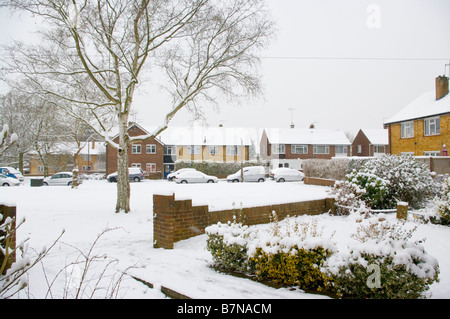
[1, 178, 449, 299]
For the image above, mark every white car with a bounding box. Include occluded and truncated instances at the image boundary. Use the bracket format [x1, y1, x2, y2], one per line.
[269, 168, 305, 182]
[226, 166, 266, 183]
[175, 171, 218, 184]
[167, 168, 196, 181]
[0, 173, 21, 186]
[44, 172, 81, 186]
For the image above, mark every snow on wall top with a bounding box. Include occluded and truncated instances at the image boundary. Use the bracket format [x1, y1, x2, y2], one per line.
[265, 128, 351, 145]
[385, 91, 450, 125]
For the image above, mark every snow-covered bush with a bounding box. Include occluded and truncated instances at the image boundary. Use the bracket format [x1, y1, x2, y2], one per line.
[430, 177, 450, 226]
[325, 216, 440, 299]
[330, 155, 434, 211]
[206, 213, 337, 293]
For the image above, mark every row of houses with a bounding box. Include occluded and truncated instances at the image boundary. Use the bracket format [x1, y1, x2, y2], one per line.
[27, 74, 449, 178]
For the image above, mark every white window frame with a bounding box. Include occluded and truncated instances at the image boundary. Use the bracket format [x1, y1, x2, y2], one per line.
[271, 144, 285, 155]
[187, 145, 201, 155]
[291, 144, 308, 154]
[226, 145, 239, 156]
[374, 145, 385, 153]
[313, 145, 329, 154]
[335, 145, 348, 155]
[132, 144, 141, 154]
[146, 144, 156, 154]
[424, 117, 440, 136]
[146, 163, 157, 173]
[131, 163, 141, 168]
[424, 151, 440, 156]
[164, 146, 176, 155]
[401, 121, 414, 138]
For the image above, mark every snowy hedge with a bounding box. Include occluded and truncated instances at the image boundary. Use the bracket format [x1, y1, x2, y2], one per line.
[206, 212, 440, 298]
[329, 155, 435, 211]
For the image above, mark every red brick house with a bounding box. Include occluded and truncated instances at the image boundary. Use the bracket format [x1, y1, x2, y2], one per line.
[351, 128, 390, 157]
[106, 123, 164, 179]
[260, 126, 351, 170]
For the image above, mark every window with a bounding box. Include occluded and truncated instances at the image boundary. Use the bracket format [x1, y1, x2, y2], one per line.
[131, 163, 141, 168]
[132, 144, 141, 154]
[226, 145, 239, 156]
[357, 145, 362, 153]
[272, 144, 285, 155]
[38, 165, 45, 173]
[146, 144, 156, 154]
[374, 145, 385, 153]
[401, 121, 414, 138]
[146, 163, 157, 173]
[313, 145, 329, 154]
[187, 145, 201, 155]
[291, 144, 308, 154]
[424, 117, 440, 136]
[424, 151, 440, 156]
[164, 146, 176, 155]
[209, 146, 218, 155]
[335, 145, 348, 155]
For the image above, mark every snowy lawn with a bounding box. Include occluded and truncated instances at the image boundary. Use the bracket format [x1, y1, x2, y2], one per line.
[1, 178, 450, 299]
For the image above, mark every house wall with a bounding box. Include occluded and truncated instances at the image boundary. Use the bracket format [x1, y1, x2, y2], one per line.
[176, 145, 249, 162]
[106, 125, 164, 178]
[389, 113, 450, 155]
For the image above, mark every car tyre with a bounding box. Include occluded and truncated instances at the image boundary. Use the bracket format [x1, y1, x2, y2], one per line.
[134, 177, 140, 182]
[207, 179, 214, 183]
[278, 178, 285, 183]
[2, 183, 10, 186]
[258, 178, 265, 182]
[181, 180, 188, 184]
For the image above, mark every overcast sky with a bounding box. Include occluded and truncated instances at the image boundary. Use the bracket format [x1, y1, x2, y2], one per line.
[1, 0, 449, 135]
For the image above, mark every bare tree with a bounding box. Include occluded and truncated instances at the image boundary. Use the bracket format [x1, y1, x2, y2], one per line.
[1, 0, 275, 213]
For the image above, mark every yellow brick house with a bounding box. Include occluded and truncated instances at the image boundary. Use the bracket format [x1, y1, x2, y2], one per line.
[384, 76, 450, 156]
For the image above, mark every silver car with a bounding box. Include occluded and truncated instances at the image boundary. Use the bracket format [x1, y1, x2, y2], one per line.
[269, 168, 305, 182]
[167, 168, 196, 181]
[44, 172, 81, 186]
[226, 166, 266, 183]
[175, 171, 218, 184]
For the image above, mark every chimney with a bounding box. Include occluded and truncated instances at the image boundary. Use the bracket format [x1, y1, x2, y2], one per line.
[290, 123, 295, 129]
[309, 123, 315, 129]
[436, 75, 449, 100]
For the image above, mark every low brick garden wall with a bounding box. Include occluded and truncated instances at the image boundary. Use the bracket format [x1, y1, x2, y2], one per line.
[153, 194, 335, 249]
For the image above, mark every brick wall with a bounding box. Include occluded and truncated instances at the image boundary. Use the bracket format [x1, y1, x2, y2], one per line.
[153, 194, 334, 249]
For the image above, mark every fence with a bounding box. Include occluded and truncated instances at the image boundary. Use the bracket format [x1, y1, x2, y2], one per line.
[153, 194, 335, 249]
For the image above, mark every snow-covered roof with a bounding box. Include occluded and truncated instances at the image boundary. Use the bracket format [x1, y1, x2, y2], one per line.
[384, 91, 450, 125]
[360, 129, 389, 145]
[264, 128, 351, 145]
[157, 126, 255, 146]
[28, 141, 106, 156]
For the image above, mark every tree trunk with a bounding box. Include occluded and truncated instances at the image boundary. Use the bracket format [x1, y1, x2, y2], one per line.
[115, 117, 130, 213]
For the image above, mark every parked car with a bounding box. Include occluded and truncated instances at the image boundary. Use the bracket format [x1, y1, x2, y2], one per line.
[167, 168, 196, 181]
[0, 167, 25, 182]
[226, 166, 266, 183]
[269, 167, 305, 182]
[43, 172, 82, 186]
[0, 173, 21, 186]
[107, 167, 145, 182]
[175, 171, 218, 184]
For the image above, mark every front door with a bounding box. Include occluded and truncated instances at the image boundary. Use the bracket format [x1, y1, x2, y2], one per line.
[164, 164, 175, 179]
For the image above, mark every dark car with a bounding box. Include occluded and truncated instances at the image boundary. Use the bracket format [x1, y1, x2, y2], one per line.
[107, 167, 145, 182]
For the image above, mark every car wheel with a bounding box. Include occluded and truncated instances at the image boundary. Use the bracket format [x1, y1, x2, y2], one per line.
[2, 183, 10, 186]
[43, 182, 49, 186]
[207, 179, 214, 183]
[180, 180, 188, 184]
[134, 177, 140, 182]
[233, 179, 239, 183]
[258, 178, 265, 182]
[68, 181, 72, 186]
[278, 178, 285, 183]
[110, 178, 117, 183]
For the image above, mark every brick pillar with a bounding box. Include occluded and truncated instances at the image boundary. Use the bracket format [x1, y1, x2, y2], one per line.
[396, 202, 408, 220]
[1, 205, 16, 274]
[153, 194, 176, 249]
